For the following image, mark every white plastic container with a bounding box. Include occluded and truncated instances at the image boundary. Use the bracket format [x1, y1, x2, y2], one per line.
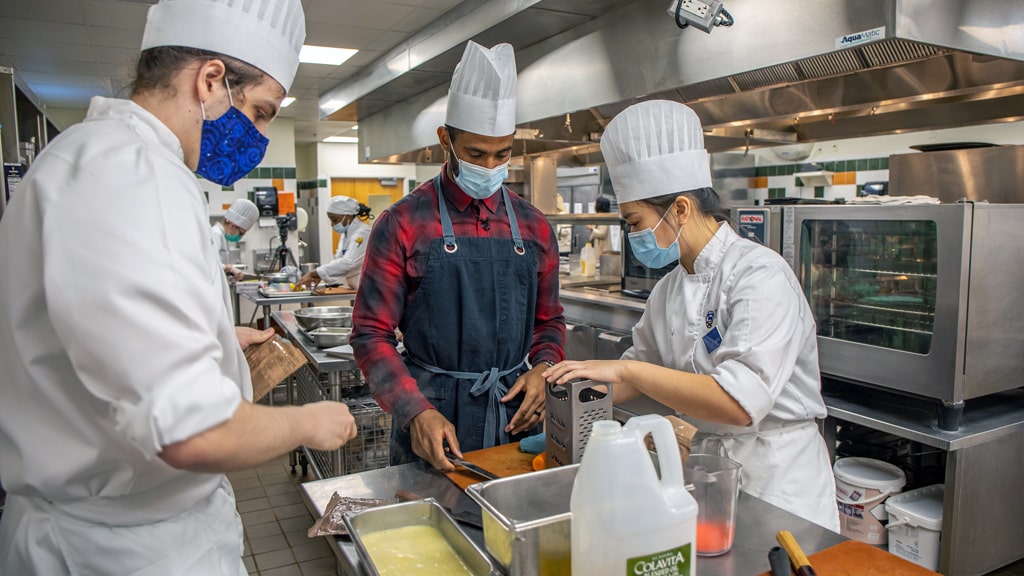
[579, 242, 597, 277]
[885, 484, 944, 571]
[833, 457, 906, 545]
[571, 415, 698, 576]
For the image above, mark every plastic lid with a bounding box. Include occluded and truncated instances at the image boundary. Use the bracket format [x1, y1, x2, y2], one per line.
[590, 420, 621, 438]
[885, 484, 944, 531]
[833, 457, 907, 491]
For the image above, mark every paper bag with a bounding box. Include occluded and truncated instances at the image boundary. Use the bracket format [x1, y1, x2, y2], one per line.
[244, 335, 307, 402]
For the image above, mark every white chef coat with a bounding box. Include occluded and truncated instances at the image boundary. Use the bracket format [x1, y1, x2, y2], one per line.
[317, 218, 372, 289]
[0, 96, 250, 574]
[622, 223, 840, 531]
[211, 220, 231, 264]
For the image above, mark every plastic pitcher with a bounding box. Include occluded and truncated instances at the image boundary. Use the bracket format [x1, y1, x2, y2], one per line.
[685, 453, 743, 556]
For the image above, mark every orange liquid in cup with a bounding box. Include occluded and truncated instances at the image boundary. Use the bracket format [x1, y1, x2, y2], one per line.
[696, 521, 733, 555]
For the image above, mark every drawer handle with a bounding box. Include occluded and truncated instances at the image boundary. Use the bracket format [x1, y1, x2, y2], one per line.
[598, 332, 629, 343]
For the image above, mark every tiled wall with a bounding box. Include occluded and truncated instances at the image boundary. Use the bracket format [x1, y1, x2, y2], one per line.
[748, 156, 891, 202]
[297, 179, 327, 191]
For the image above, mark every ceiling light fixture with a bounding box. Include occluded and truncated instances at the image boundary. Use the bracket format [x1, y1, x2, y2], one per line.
[281, 97, 296, 108]
[323, 136, 359, 143]
[351, 125, 358, 130]
[299, 45, 358, 66]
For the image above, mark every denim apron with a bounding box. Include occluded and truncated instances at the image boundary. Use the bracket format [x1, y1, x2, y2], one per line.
[390, 175, 540, 464]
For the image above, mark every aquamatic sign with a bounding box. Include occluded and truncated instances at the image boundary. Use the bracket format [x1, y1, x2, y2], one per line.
[835, 26, 886, 49]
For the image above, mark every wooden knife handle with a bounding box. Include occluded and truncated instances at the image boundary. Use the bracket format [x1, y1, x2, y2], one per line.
[777, 530, 816, 575]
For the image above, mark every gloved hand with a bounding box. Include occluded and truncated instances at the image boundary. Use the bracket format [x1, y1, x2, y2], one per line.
[518, 432, 546, 454]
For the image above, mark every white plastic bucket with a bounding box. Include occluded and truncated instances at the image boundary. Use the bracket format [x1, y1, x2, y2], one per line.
[886, 484, 944, 571]
[833, 457, 906, 545]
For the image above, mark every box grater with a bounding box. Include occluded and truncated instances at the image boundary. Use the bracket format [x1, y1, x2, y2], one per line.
[545, 379, 612, 468]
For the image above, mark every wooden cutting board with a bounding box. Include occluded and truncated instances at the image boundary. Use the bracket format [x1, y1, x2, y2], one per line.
[314, 285, 357, 296]
[443, 443, 536, 491]
[758, 540, 941, 576]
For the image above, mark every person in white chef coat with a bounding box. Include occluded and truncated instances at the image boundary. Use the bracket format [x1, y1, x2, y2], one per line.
[213, 198, 259, 279]
[544, 100, 840, 531]
[298, 195, 374, 290]
[0, 1, 357, 574]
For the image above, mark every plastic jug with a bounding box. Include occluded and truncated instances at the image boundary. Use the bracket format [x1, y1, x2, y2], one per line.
[579, 242, 597, 277]
[685, 454, 742, 556]
[571, 415, 698, 576]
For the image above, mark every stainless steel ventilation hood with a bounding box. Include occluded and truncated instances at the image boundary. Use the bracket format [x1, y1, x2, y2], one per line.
[324, 0, 1024, 164]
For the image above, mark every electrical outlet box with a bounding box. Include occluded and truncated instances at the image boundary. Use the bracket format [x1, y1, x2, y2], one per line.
[666, 0, 724, 33]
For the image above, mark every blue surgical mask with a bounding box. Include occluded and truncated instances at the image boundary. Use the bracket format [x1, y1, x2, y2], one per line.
[332, 222, 349, 234]
[224, 232, 242, 243]
[628, 207, 682, 269]
[196, 78, 269, 186]
[448, 138, 508, 200]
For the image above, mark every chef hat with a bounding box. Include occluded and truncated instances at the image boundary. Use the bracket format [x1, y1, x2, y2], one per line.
[224, 198, 259, 230]
[445, 41, 517, 137]
[601, 100, 713, 204]
[327, 196, 360, 216]
[141, 0, 306, 93]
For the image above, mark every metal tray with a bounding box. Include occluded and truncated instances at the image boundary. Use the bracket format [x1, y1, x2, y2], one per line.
[259, 289, 312, 298]
[466, 465, 579, 575]
[342, 498, 499, 576]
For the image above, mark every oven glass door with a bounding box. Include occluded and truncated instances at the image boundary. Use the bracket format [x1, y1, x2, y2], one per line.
[799, 219, 938, 354]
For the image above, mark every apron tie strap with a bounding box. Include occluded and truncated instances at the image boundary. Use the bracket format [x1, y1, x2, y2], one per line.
[408, 354, 528, 448]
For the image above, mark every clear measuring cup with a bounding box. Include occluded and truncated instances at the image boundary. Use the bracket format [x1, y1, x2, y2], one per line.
[684, 453, 743, 556]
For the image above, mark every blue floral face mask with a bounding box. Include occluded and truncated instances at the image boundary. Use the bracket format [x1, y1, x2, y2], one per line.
[628, 207, 682, 269]
[224, 232, 242, 243]
[447, 132, 508, 200]
[196, 78, 269, 186]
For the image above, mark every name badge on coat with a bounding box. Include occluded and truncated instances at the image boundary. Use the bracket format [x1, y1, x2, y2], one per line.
[702, 326, 723, 353]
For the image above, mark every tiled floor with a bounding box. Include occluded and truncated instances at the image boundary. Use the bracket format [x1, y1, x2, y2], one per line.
[228, 456, 338, 576]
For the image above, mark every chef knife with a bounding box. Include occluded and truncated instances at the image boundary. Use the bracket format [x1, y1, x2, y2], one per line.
[445, 455, 499, 480]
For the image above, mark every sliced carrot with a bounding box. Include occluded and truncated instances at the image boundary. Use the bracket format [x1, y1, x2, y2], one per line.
[532, 452, 546, 471]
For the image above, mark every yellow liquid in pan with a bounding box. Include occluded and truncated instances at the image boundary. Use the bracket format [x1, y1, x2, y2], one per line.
[361, 525, 475, 576]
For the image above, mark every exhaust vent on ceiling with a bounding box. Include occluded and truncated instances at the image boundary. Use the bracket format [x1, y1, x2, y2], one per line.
[731, 62, 801, 92]
[797, 48, 865, 79]
[860, 39, 945, 68]
[679, 77, 736, 102]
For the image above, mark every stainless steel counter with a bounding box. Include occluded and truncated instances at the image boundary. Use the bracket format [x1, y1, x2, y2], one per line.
[301, 462, 845, 576]
[272, 310, 364, 478]
[272, 310, 357, 373]
[559, 286, 646, 335]
[243, 291, 355, 329]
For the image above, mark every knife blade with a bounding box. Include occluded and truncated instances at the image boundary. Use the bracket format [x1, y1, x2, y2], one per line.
[445, 455, 499, 480]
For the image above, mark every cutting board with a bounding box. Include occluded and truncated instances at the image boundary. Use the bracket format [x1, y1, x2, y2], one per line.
[314, 285, 357, 296]
[758, 540, 941, 576]
[444, 443, 536, 491]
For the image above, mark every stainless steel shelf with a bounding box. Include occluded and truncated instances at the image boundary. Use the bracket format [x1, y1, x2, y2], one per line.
[835, 317, 934, 335]
[824, 388, 1024, 451]
[845, 267, 938, 279]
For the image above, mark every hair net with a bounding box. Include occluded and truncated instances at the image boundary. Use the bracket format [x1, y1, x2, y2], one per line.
[445, 41, 517, 137]
[600, 100, 713, 204]
[141, 0, 306, 92]
[327, 196, 360, 216]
